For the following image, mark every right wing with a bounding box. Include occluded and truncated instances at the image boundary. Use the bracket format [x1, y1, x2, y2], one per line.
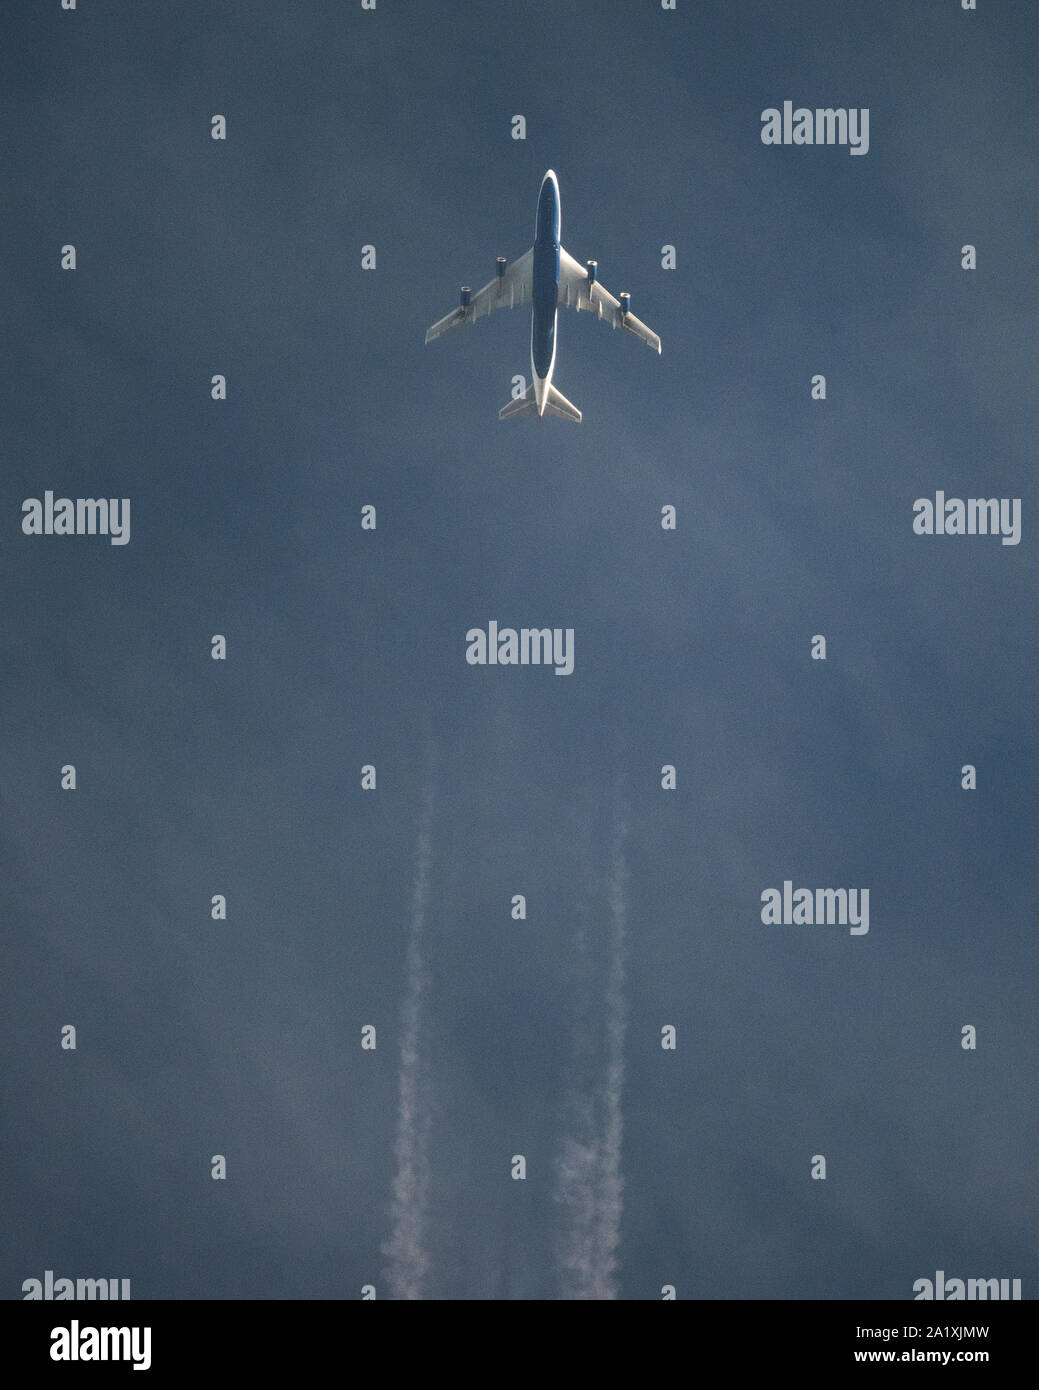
[425, 248, 533, 343]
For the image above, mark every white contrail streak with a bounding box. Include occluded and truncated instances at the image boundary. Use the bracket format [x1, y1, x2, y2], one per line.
[595, 813, 629, 1298]
[555, 875, 599, 1296]
[556, 807, 629, 1299]
[382, 753, 436, 1299]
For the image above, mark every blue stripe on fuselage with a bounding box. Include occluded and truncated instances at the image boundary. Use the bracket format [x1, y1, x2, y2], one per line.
[531, 173, 560, 379]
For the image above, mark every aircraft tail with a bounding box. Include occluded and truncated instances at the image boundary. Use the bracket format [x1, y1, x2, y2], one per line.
[499, 387, 538, 419]
[499, 382, 582, 422]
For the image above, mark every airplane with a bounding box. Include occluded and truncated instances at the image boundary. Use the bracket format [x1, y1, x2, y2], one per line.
[425, 169, 661, 422]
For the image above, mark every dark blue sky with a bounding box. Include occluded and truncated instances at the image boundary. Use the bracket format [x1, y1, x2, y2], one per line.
[3, 0, 1037, 1299]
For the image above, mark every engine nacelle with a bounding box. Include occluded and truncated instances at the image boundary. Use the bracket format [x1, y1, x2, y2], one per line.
[619, 291, 631, 316]
[496, 257, 507, 278]
[459, 286, 471, 307]
[586, 259, 597, 286]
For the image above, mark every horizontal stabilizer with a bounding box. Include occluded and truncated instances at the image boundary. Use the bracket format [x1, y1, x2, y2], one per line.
[499, 382, 582, 422]
[544, 383, 582, 422]
[500, 391, 538, 419]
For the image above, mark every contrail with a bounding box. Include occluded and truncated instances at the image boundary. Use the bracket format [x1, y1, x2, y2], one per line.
[382, 750, 436, 1299]
[555, 804, 629, 1299]
[555, 881, 601, 1296]
[595, 812, 629, 1297]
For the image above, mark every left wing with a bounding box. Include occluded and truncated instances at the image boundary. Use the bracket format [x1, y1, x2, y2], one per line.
[425, 248, 534, 344]
[557, 246, 661, 354]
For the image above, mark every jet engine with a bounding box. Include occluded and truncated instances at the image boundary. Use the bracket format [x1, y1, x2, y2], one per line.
[586, 259, 598, 286]
[496, 257, 507, 278]
[459, 286, 471, 307]
[619, 292, 631, 316]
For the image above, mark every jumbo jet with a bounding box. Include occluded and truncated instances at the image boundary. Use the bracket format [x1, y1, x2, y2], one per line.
[425, 170, 661, 422]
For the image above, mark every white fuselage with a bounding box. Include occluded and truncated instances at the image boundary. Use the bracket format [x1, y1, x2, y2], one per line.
[530, 171, 562, 417]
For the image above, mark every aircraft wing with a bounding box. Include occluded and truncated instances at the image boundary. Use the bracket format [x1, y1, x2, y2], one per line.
[425, 248, 534, 343]
[557, 246, 661, 354]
